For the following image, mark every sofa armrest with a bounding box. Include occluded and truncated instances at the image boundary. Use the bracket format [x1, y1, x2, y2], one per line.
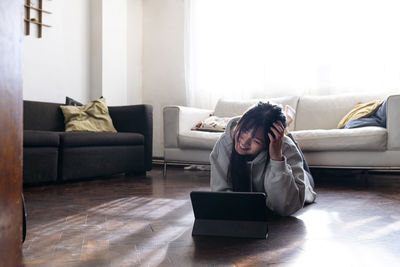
[387, 95, 400, 150]
[109, 105, 153, 171]
[163, 106, 213, 148]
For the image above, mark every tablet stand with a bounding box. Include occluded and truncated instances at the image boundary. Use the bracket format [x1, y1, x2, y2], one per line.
[192, 219, 268, 239]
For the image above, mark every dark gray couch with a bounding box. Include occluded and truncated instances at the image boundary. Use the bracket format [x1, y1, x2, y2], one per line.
[23, 100, 153, 185]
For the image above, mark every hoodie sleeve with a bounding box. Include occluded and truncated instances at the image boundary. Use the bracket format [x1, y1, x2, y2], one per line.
[264, 136, 316, 216]
[210, 134, 233, 191]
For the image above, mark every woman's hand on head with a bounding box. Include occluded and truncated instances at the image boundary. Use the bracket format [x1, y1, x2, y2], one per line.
[268, 121, 285, 161]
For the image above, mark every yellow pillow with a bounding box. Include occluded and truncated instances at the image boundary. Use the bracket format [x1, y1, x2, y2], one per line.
[60, 98, 117, 132]
[337, 100, 384, 129]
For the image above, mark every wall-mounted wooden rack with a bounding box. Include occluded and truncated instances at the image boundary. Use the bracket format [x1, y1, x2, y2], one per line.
[24, 0, 52, 38]
[24, 4, 52, 14]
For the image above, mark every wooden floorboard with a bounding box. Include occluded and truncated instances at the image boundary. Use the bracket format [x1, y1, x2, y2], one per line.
[23, 166, 400, 266]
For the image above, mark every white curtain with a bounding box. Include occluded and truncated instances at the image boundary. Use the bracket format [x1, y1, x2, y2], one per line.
[185, 0, 400, 109]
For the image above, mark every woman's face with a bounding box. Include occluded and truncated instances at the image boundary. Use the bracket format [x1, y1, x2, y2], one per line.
[234, 126, 266, 156]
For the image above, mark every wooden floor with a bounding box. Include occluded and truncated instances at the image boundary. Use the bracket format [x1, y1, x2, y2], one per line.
[23, 166, 400, 267]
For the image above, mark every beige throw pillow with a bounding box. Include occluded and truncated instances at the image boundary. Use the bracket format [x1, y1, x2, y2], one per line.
[60, 98, 117, 132]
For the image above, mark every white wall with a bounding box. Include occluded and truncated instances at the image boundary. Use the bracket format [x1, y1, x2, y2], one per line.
[102, 0, 128, 106]
[90, 0, 142, 106]
[143, 0, 186, 157]
[24, 0, 143, 106]
[127, 0, 143, 104]
[23, 0, 91, 103]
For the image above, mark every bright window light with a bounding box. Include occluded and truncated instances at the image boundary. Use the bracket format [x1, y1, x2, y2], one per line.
[185, 0, 400, 108]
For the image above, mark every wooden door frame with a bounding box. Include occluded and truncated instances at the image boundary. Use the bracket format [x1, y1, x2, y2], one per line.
[0, 0, 24, 266]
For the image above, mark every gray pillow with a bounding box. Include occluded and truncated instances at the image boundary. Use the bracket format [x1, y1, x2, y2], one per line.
[65, 96, 83, 106]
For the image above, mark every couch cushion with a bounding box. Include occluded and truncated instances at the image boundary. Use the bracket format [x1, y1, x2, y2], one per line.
[214, 96, 300, 117]
[213, 96, 299, 131]
[214, 99, 259, 118]
[291, 127, 387, 151]
[60, 132, 144, 147]
[24, 101, 65, 131]
[179, 131, 223, 150]
[295, 93, 388, 131]
[24, 130, 60, 147]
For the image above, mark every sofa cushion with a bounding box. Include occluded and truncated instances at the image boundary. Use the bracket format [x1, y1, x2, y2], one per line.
[24, 101, 65, 131]
[179, 131, 223, 150]
[214, 96, 299, 117]
[295, 94, 388, 131]
[214, 99, 259, 118]
[60, 132, 144, 147]
[292, 127, 387, 151]
[24, 130, 60, 147]
[213, 96, 299, 132]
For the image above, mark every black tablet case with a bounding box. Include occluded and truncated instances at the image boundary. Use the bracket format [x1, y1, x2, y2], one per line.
[190, 191, 269, 239]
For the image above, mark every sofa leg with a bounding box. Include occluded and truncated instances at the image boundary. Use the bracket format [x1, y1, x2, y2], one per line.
[163, 162, 167, 177]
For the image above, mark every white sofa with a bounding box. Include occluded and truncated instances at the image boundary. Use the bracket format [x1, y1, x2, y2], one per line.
[163, 94, 400, 174]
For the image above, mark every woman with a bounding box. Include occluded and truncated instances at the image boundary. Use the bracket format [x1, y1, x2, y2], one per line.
[210, 102, 316, 216]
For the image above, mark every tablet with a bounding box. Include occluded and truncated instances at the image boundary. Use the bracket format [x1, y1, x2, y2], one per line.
[190, 191, 269, 238]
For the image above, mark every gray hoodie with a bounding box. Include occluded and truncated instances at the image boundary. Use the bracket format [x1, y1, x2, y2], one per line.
[210, 117, 317, 216]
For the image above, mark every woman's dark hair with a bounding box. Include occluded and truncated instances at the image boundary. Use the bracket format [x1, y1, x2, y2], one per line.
[228, 102, 286, 192]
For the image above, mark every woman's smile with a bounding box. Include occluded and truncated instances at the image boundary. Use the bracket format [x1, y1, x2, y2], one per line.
[238, 141, 249, 150]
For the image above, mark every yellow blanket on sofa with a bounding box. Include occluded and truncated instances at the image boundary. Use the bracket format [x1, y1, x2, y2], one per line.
[337, 100, 384, 129]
